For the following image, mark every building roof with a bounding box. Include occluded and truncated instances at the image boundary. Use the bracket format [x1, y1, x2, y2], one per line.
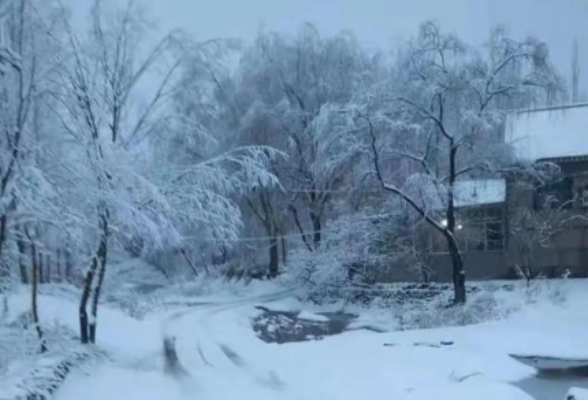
[407, 176, 506, 210]
[506, 103, 588, 162]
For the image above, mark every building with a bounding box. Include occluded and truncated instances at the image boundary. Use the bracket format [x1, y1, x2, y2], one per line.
[505, 103, 588, 279]
[423, 179, 508, 281]
[405, 103, 588, 282]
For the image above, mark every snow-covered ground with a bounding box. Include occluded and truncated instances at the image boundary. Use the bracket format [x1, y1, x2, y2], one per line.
[3, 279, 588, 400]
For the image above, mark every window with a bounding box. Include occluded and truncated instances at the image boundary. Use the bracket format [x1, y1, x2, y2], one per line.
[486, 222, 505, 251]
[466, 223, 485, 251]
[431, 207, 505, 253]
[458, 220, 504, 252]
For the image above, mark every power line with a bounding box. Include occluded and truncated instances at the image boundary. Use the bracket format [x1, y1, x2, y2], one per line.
[181, 210, 421, 244]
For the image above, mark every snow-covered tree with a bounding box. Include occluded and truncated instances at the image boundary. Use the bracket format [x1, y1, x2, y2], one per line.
[233, 26, 381, 257]
[0, 0, 71, 356]
[155, 34, 282, 277]
[361, 22, 564, 303]
[53, 0, 278, 343]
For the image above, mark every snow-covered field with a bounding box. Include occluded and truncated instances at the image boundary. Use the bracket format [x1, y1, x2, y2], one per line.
[2, 279, 588, 400]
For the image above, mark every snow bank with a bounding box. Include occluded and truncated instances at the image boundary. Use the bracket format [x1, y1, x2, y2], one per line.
[5, 287, 164, 360]
[568, 388, 588, 400]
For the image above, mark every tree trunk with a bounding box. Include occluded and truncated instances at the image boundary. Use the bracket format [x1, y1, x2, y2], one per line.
[89, 215, 108, 344]
[180, 247, 198, 278]
[447, 142, 466, 304]
[310, 212, 321, 248]
[17, 233, 28, 284]
[46, 253, 52, 283]
[56, 248, 62, 282]
[0, 214, 11, 282]
[280, 234, 287, 265]
[30, 239, 47, 353]
[38, 253, 44, 284]
[268, 235, 279, 278]
[447, 235, 466, 304]
[65, 249, 72, 283]
[0, 214, 8, 265]
[79, 256, 97, 344]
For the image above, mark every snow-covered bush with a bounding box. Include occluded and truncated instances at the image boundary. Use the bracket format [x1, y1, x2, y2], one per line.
[284, 207, 424, 303]
[515, 272, 570, 305]
[399, 291, 503, 330]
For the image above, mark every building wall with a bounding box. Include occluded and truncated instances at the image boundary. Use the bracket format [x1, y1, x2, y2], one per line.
[386, 159, 588, 283]
[504, 159, 588, 278]
[426, 251, 508, 281]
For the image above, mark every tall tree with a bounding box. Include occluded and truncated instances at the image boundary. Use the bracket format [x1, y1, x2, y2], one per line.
[0, 0, 66, 290]
[362, 22, 562, 303]
[55, 0, 190, 343]
[234, 26, 379, 254]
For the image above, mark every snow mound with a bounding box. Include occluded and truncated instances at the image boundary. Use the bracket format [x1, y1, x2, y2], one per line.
[568, 387, 588, 400]
[297, 311, 329, 322]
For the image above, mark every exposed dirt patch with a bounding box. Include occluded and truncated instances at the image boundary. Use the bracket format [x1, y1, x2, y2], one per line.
[252, 307, 358, 343]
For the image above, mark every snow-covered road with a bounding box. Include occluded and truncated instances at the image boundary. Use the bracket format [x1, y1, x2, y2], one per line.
[29, 280, 588, 400]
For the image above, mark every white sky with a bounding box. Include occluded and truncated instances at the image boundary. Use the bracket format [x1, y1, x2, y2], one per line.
[71, 0, 588, 95]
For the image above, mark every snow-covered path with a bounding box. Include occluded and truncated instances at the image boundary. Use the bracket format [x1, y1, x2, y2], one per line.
[47, 281, 588, 400]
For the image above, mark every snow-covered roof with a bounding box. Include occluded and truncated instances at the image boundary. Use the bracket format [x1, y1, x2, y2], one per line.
[452, 179, 506, 208]
[405, 175, 506, 210]
[507, 103, 588, 161]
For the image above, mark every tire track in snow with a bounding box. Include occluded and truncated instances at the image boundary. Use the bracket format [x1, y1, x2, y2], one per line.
[161, 286, 298, 389]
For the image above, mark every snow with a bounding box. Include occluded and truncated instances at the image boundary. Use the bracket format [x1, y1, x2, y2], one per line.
[5, 287, 164, 360]
[297, 311, 329, 322]
[569, 388, 588, 400]
[2, 279, 584, 400]
[507, 103, 588, 161]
